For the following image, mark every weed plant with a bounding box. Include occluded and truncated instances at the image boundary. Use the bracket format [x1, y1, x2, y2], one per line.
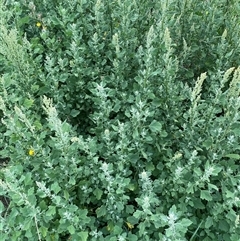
[0, 0, 240, 240]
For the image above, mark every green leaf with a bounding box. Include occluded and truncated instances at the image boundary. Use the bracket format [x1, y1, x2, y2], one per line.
[113, 225, 122, 235]
[212, 166, 222, 176]
[51, 182, 61, 194]
[224, 154, 240, 159]
[93, 188, 103, 200]
[192, 198, 205, 209]
[146, 162, 155, 171]
[39, 226, 48, 238]
[128, 233, 138, 241]
[225, 190, 234, 199]
[18, 16, 30, 27]
[96, 205, 106, 218]
[169, 205, 177, 215]
[205, 216, 213, 229]
[0, 201, 5, 213]
[70, 109, 80, 117]
[64, 190, 69, 201]
[24, 172, 32, 186]
[133, 210, 143, 219]
[149, 120, 162, 132]
[127, 216, 138, 225]
[202, 138, 213, 149]
[180, 218, 192, 227]
[200, 190, 212, 201]
[218, 219, 229, 232]
[78, 231, 88, 241]
[23, 98, 34, 108]
[39, 200, 48, 210]
[46, 206, 56, 217]
[67, 225, 75, 235]
[22, 219, 32, 230]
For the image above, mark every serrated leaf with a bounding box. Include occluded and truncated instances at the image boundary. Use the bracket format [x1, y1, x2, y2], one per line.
[200, 190, 212, 201]
[23, 98, 34, 108]
[96, 205, 106, 218]
[51, 182, 61, 194]
[208, 183, 219, 191]
[46, 206, 56, 217]
[149, 120, 162, 132]
[133, 210, 142, 219]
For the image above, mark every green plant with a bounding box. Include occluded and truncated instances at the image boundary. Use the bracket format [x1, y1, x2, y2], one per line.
[0, 0, 240, 240]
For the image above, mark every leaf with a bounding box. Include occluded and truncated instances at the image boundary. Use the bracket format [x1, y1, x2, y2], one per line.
[24, 172, 32, 186]
[205, 216, 213, 229]
[224, 154, 240, 159]
[149, 120, 162, 132]
[208, 183, 219, 191]
[193, 198, 205, 209]
[51, 182, 61, 194]
[39, 226, 48, 238]
[23, 98, 34, 108]
[96, 205, 106, 218]
[200, 190, 212, 201]
[67, 225, 75, 235]
[64, 190, 69, 201]
[225, 190, 234, 199]
[133, 210, 143, 219]
[218, 219, 229, 232]
[70, 109, 80, 117]
[46, 206, 56, 217]
[169, 205, 177, 215]
[18, 16, 30, 27]
[0, 201, 5, 213]
[79, 231, 88, 241]
[128, 233, 138, 241]
[127, 216, 138, 224]
[180, 218, 192, 227]
[212, 166, 222, 176]
[93, 188, 103, 200]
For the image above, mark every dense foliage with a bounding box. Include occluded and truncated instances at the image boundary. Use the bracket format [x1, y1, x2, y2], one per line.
[0, 0, 240, 240]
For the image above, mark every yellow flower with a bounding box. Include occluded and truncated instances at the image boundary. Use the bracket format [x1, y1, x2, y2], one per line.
[36, 22, 42, 27]
[28, 149, 35, 156]
[126, 222, 134, 229]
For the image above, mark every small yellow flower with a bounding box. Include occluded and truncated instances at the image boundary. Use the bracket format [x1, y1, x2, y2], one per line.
[36, 22, 42, 27]
[126, 222, 134, 230]
[28, 149, 35, 156]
